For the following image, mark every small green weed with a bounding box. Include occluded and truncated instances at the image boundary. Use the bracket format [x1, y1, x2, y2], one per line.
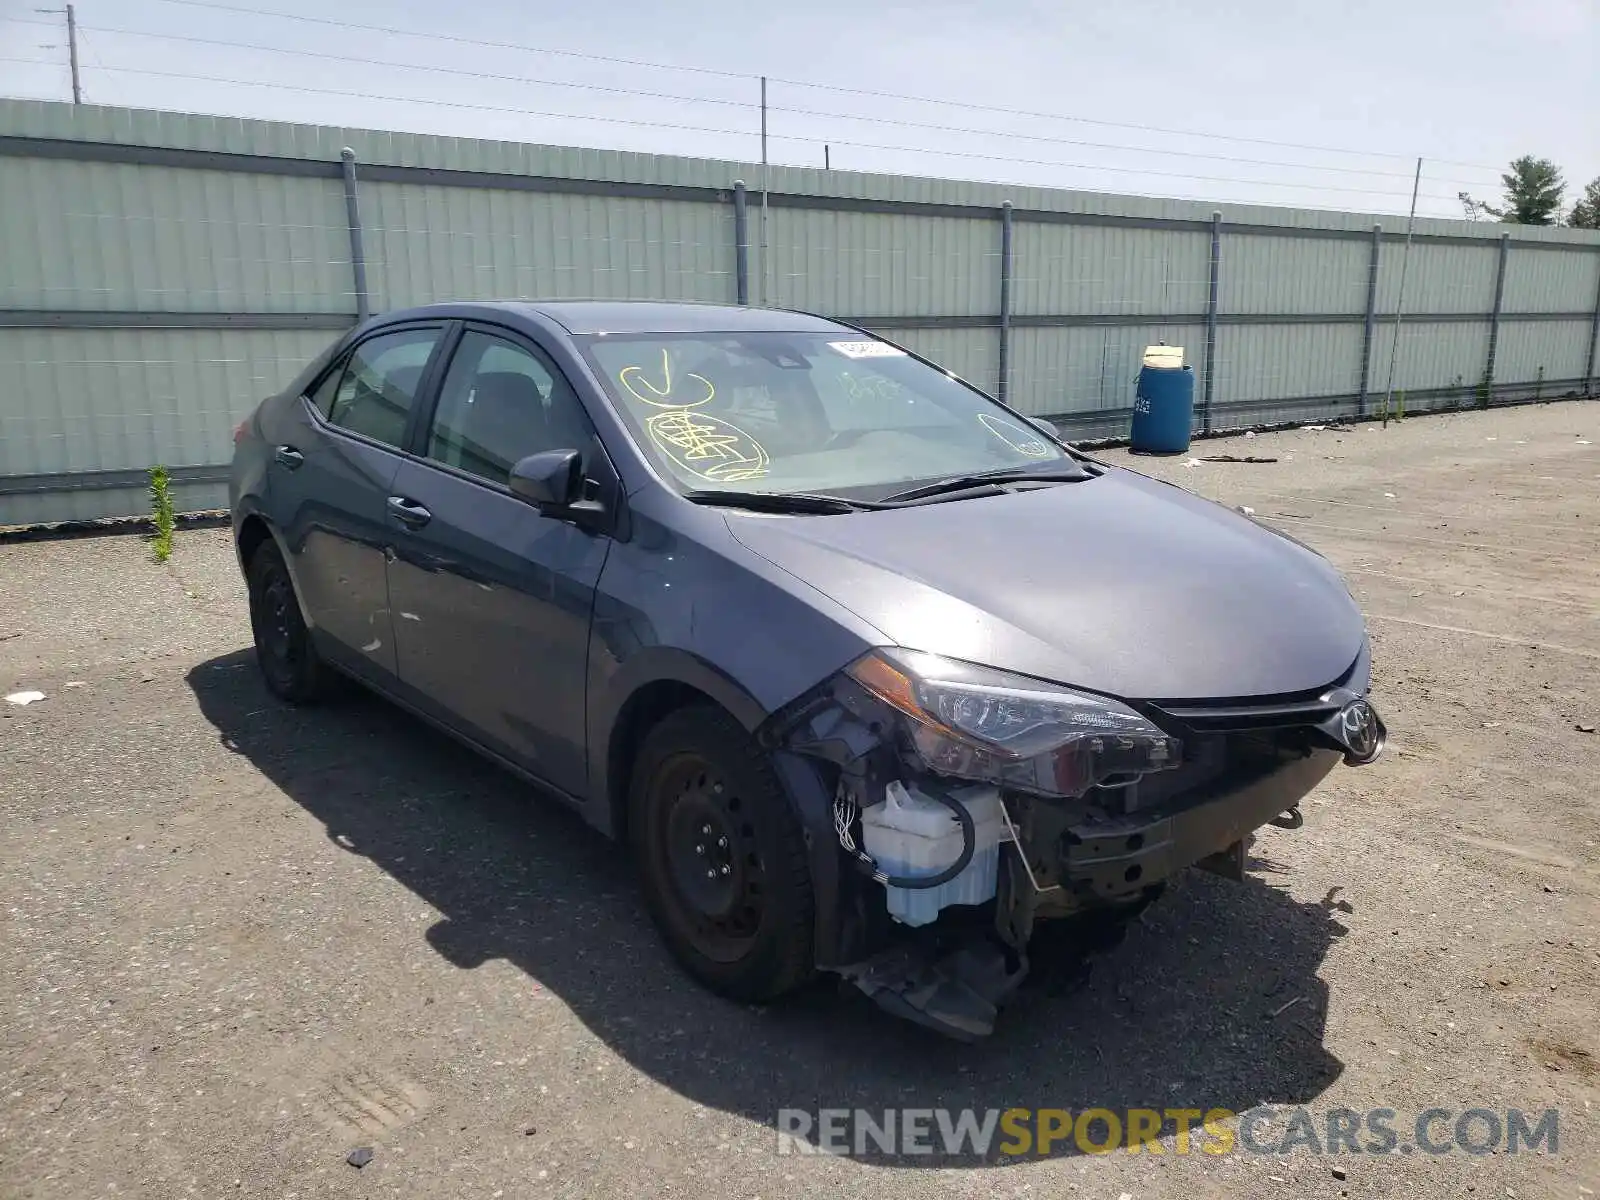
[148, 465, 175, 562]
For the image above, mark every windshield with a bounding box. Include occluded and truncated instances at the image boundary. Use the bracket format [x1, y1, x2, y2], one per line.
[578, 331, 1070, 499]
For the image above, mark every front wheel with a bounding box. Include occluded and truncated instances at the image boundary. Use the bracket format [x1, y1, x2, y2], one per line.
[629, 706, 814, 1003]
[246, 540, 331, 704]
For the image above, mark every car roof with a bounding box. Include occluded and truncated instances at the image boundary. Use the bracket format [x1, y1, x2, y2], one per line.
[378, 300, 853, 337]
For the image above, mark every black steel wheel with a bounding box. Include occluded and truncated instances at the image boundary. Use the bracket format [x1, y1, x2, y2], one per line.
[630, 705, 813, 1002]
[246, 539, 330, 704]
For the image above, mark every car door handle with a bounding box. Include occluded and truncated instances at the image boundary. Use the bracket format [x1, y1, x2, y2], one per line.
[386, 495, 432, 529]
[274, 445, 305, 470]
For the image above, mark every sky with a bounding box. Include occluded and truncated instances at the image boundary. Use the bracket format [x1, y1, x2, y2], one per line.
[0, 0, 1596, 220]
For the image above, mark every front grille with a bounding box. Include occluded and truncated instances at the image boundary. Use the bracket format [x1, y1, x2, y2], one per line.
[1148, 695, 1342, 733]
[1105, 691, 1343, 815]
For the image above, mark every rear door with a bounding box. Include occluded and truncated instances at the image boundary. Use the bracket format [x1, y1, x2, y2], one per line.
[385, 324, 612, 797]
[270, 323, 445, 681]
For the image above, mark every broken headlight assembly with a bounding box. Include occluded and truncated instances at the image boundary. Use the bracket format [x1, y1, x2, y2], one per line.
[845, 649, 1182, 799]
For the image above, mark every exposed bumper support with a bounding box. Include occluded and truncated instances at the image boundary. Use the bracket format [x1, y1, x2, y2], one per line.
[1052, 750, 1339, 904]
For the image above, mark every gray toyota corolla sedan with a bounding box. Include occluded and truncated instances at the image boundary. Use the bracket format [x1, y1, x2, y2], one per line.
[230, 300, 1383, 1038]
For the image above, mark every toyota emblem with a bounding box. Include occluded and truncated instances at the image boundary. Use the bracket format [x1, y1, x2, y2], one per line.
[1338, 699, 1383, 764]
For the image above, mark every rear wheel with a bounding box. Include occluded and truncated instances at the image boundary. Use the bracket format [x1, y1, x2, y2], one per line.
[246, 540, 330, 704]
[629, 705, 814, 1002]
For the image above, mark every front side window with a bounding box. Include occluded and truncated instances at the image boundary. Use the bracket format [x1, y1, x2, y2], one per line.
[306, 358, 344, 418]
[323, 327, 440, 448]
[580, 332, 1065, 498]
[426, 330, 591, 485]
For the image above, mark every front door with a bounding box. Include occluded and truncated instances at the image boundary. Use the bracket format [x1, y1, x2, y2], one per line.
[385, 326, 611, 797]
[273, 324, 445, 681]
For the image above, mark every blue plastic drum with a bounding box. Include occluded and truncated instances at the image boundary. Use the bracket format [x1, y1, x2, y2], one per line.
[1130, 364, 1196, 454]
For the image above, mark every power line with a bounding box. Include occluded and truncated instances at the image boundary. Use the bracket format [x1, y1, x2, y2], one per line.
[787, 110, 1487, 188]
[60, 21, 764, 117]
[30, 17, 1500, 187]
[0, 19, 760, 113]
[0, 56, 764, 140]
[764, 77, 1506, 175]
[138, 0, 1508, 175]
[142, 0, 754, 81]
[0, 56, 1464, 205]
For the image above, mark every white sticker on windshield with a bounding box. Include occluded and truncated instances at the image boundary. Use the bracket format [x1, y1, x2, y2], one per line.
[827, 340, 907, 359]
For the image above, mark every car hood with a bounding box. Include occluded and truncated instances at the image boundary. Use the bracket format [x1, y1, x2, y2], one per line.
[723, 467, 1366, 701]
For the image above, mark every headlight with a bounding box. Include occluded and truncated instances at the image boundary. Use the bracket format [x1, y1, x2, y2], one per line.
[845, 649, 1181, 799]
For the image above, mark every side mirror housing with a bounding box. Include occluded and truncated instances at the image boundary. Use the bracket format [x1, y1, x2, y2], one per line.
[508, 449, 610, 532]
[509, 449, 583, 508]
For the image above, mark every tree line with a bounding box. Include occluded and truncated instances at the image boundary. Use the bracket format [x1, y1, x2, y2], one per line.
[1459, 157, 1600, 228]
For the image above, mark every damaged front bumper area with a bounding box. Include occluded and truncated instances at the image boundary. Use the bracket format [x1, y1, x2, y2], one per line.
[759, 650, 1384, 1040]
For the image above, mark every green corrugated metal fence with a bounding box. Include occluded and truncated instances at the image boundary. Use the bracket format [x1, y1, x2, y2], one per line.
[2, 98, 1598, 525]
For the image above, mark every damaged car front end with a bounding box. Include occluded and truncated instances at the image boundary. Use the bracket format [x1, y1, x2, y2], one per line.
[761, 644, 1384, 1040]
[234, 302, 1388, 1044]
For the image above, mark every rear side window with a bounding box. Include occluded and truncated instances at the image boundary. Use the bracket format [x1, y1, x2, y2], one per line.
[321, 328, 441, 448]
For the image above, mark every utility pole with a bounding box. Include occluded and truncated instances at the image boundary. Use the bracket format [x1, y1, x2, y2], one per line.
[34, 4, 81, 103]
[759, 75, 769, 307]
[1381, 157, 1422, 428]
[66, 4, 81, 104]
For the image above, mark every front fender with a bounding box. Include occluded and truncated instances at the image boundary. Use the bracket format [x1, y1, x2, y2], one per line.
[581, 498, 882, 829]
[585, 645, 862, 970]
[585, 645, 769, 841]
[597, 644, 770, 738]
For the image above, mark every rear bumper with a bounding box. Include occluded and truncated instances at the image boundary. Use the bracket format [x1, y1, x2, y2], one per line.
[1056, 749, 1339, 903]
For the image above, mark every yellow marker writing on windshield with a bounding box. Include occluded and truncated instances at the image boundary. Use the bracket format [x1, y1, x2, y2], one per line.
[619, 350, 770, 482]
[620, 348, 715, 409]
[647, 409, 770, 482]
[978, 413, 1051, 458]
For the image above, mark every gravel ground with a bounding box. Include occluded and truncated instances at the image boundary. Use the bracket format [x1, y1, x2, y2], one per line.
[1, 401, 1596, 1199]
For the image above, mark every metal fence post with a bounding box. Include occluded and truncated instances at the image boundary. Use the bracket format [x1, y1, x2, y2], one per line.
[1357, 224, 1382, 418]
[997, 201, 1013, 405]
[1201, 211, 1221, 434]
[339, 148, 370, 322]
[1586, 256, 1600, 398]
[732, 180, 749, 306]
[1484, 231, 1510, 399]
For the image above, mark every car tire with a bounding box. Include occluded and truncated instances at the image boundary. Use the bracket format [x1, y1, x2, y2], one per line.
[629, 705, 814, 1003]
[246, 539, 331, 704]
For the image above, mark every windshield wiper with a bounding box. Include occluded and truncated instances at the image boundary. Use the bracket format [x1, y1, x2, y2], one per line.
[880, 463, 1089, 505]
[682, 489, 888, 514]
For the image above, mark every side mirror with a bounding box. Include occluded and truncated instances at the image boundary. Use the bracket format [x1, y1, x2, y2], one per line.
[509, 449, 582, 508]
[1026, 415, 1062, 440]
